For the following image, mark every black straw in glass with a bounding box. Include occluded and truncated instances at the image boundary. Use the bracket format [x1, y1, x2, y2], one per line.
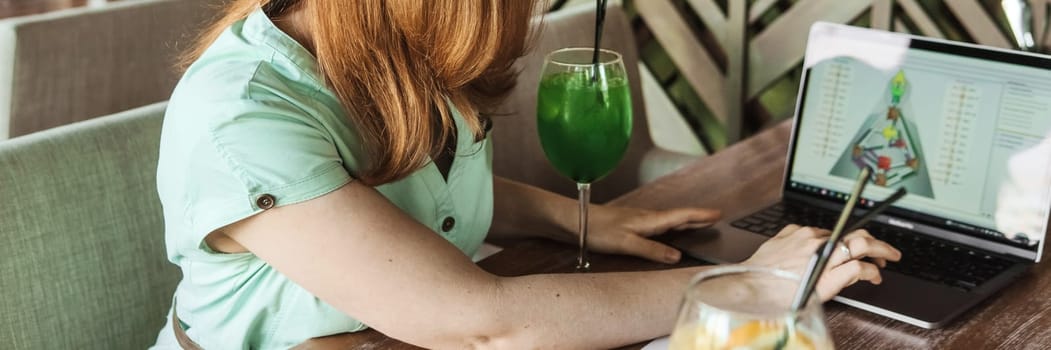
[591, 0, 609, 82]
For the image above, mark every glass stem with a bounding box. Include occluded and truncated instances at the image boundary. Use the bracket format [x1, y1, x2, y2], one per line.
[576, 182, 591, 272]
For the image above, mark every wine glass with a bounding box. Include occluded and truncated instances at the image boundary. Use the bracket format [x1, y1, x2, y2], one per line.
[669, 266, 833, 350]
[536, 47, 632, 272]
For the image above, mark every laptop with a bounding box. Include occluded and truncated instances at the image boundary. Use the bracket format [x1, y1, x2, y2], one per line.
[666, 22, 1051, 329]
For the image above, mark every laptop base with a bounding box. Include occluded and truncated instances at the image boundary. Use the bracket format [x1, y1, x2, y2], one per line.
[663, 201, 1031, 329]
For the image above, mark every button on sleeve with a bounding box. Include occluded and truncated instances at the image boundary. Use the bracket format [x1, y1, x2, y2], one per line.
[441, 217, 456, 232]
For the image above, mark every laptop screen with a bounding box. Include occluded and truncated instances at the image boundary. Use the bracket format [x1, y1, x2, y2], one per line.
[787, 23, 1051, 257]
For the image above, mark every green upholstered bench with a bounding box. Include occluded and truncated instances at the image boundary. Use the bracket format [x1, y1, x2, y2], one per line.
[0, 102, 179, 349]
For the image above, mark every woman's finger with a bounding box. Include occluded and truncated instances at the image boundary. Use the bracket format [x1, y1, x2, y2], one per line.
[671, 221, 718, 231]
[615, 234, 682, 264]
[631, 208, 722, 236]
[826, 240, 857, 268]
[840, 230, 880, 267]
[773, 224, 803, 238]
[785, 226, 831, 240]
[775, 225, 830, 239]
[851, 229, 901, 265]
[846, 229, 874, 240]
[815, 260, 883, 301]
[844, 230, 887, 268]
[828, 231, 902, 267]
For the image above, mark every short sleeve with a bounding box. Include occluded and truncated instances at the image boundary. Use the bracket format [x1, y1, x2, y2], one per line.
[178, 99, 353, 252]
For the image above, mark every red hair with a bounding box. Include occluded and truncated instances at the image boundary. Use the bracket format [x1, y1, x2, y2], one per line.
[181, 0, 539, 185]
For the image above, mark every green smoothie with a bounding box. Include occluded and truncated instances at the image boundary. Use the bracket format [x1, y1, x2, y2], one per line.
[537, 71, 632, 183]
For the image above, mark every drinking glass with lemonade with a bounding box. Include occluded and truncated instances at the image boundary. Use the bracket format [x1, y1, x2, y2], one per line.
[536, 47, 632, 271]
[669, 266, 834, 350]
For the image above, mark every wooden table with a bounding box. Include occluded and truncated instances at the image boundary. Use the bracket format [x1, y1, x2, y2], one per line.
[298, 122, 1051, 349]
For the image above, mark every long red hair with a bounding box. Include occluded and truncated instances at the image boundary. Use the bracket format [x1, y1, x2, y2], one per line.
[181, 0, 539, 185]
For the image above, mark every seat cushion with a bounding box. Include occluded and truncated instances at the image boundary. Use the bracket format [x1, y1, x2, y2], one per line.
[0, 102, 179, 349]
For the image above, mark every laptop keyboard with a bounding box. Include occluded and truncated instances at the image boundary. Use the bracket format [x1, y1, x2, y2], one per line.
[731, 202, 1015, 291]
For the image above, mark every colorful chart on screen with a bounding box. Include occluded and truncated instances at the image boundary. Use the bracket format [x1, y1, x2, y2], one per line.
[829, 70, 935, 197]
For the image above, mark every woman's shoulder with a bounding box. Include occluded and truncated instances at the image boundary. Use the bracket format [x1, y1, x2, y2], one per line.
[160, 52, 353, 166]
[171, 57, 319, 115]
[169, 25, 330, 118]
[163, 59, 348, 157]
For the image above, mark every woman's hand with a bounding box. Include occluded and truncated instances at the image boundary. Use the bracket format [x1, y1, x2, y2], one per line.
[586, 205, 722, 264]
[743, 224, 902, 301]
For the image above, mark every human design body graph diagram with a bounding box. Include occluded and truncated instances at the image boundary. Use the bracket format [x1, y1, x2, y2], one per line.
[830, 70, 935, 197]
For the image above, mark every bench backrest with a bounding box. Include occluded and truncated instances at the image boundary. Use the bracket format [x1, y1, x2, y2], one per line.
[0, 102, 178, 349]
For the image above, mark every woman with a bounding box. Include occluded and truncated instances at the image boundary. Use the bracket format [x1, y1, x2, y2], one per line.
[152, 0, 901, 348]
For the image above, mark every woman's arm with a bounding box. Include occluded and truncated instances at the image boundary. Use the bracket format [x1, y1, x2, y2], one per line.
[222, 181, 900, 349]
[223, 181, 704, 349]
[491, 176, 721, 263]
[490, 176, 576, 241]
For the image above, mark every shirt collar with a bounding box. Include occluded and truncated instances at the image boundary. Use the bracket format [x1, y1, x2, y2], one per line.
[242, 7, 323, 88]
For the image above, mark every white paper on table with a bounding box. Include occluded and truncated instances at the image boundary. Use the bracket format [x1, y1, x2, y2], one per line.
[641, 336, 669, 350]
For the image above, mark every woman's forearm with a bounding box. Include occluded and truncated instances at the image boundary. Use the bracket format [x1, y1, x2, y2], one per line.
[482, 266, 710, 349]
[490, 176, 578, 241]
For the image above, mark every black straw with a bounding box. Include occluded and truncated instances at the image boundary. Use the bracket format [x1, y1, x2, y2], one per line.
[776, 175, 903, 350]
[791, 167, 871, 311]
[844, 188, 908, 233]
[591, 0, 609, 82]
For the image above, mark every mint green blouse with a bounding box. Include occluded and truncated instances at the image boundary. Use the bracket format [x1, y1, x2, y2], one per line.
[155, 8, 493, 349]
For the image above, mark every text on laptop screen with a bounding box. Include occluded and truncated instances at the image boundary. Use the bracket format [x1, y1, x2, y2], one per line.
[789, 26, 1051, 251]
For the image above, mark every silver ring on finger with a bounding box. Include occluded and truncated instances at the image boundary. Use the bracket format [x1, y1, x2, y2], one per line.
[838, 241, 852, 260]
